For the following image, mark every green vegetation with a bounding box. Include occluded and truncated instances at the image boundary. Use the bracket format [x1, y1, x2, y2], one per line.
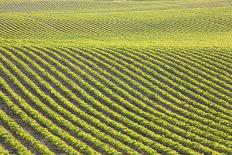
[1, 0, 232, 47]
[0, 0, 232, 154]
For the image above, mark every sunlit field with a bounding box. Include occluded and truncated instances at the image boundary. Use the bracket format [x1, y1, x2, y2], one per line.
[0, 0, 232, 154]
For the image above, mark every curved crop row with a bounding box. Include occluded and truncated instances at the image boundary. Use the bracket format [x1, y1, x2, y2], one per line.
[0, 46, 231, 154]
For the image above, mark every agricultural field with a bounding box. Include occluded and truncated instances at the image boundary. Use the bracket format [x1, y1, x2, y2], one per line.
[0, 0, 232, 154]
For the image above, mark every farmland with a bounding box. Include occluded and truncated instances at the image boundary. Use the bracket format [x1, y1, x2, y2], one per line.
[0, 0, 232, 154]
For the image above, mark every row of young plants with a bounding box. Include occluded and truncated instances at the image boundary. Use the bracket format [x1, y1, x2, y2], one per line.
[31, 17, 73, 39]
[22, 46, 178, 154]
[35, 45, 228, 154]
[188, 48, 232, 74]
[41, 18, 103, 37]
[0, 18, 19, 38]
[0, 17, 66, 40]
[1, 47, 126, 155]
[147, 48, 232, 110]
[42, 16, 156, 37]
[74, 47, 232, 153]
[82, 47, 232, 143]
[14, 45, 170, 154]
[203, 48, 232, 66]
[62, 46, 226, 154]
[0, 18, 37, 39]
[9, 46, 152, 154]
[1, 13, 151, 40]
[0, 0, 114, 13]
[0, 124, 30, 155]
[79, 47, 229, 132]
[159, 48, 232, 103]
[111, 47, 232, 126]
[38, 44, 225, 154]
[1, 45, 231, 154]
[37, 46, 213, 154]
[171, 48, 232, 84]
[45, 46, 206, 154]
[0, 71, 85, 155]
[143, 48, 232, 123]
[112, 47, 232, 130]
[180, 48, 232, 95]
[0, 143, 9, 155]
[58, 46, 232, 145]
[63, 46, 232, 149]
[0, 51, 96, 155]
[0, 102, 54, 154]
[13, 46, 161, 155]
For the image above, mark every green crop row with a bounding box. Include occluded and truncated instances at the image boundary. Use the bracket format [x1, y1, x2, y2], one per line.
[0, 46, 231, 154]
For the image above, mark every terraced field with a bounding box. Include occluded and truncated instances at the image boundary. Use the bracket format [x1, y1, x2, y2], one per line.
[0, 0, 232, 154]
